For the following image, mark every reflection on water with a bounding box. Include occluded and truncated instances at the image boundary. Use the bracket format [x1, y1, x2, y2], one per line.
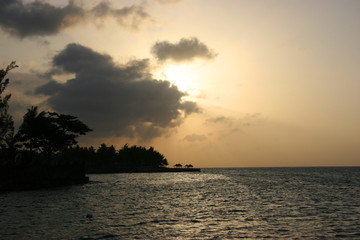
[0, 167, 359, 239]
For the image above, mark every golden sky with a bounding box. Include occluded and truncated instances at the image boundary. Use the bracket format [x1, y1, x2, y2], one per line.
[1, 0, 359, 167]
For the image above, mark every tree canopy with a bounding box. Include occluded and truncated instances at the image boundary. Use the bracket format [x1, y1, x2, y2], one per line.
[0, 61, 18, 149]
[18, 106, 92, 159]
[60, 143, 169, 172]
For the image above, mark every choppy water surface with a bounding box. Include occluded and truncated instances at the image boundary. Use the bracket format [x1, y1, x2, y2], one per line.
[0, 167, 359, 239]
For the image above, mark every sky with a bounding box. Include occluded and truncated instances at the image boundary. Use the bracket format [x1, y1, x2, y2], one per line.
[1, 0, 359, 167]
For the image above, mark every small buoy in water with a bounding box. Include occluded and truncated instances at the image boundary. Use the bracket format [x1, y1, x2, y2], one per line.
[86, 213, 93, 218]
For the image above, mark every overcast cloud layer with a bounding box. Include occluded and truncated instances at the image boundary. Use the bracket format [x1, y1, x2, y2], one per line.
[34, 43, 199, 140]
[0, 0, 150, 38]
[151, 37, 217, 62]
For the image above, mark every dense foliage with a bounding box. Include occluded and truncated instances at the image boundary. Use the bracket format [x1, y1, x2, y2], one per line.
[0, 62, 18, 150]
[61, 144, 169, 172]
[18, 106, 92, 160]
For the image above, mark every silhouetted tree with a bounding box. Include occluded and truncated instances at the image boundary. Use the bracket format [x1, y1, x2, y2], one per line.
[0, 62, 18, 150]
[185, 164, 193, 168]
[96, 143, 118, 164]
[18, 106, 46, 152]
[118, 144, 168, 169]
[18, 106, 92, 160]
[174, 163, 182, 168]
[97, 143, 116, 156]
[59, 145, 97, 165]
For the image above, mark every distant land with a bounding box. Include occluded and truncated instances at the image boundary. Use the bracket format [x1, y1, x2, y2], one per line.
[71, 144, 200, 174]
[0, 143, 200, 192]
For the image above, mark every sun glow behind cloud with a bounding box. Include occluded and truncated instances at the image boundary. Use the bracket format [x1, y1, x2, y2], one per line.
[155, 64, 200, 93]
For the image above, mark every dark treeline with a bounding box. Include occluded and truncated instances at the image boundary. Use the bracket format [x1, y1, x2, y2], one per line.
[1, 142, 169, 173]
[62, 144, 169, 173]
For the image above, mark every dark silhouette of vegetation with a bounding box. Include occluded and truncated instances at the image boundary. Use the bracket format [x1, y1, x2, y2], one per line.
[60, 143, 169, 173]
[18, 106, 92, 160]
[0, 62, 91, 191]
[58, 143, 199, 173]
[0, 62, 18, 155]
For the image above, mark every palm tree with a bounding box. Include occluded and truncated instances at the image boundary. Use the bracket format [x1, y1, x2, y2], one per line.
[18, 106, 47, 153]
[19, 107, 92, 160]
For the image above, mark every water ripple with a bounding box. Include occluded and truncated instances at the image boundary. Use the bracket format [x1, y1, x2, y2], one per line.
[0, 167, 359, 239]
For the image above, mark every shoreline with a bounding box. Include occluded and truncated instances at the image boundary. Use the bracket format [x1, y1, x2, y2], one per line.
[0, 165, 89, 193]
[86, 167, 201, 174]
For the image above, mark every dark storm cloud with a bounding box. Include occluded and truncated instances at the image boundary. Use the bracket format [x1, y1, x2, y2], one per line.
[0, 0, 150, 38]
[151, 37, 217, 62]
[35, 43, 200, 141]
[0, 0, 84, 37]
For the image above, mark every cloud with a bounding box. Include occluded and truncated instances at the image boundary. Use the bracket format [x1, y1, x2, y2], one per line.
[0, 0, 150, 38]
[152, 0, 183, 4]
[5, 72, 48, 125]
[151, 37, 217, 62]
[206, 116, 233, 126]
[205, 114, 265, 137]
[183, 134, 207, 142]
[206, 113, 264, 127]
[90, 2, 150, 29]
[141, 0, 183, 5]
[34, 43, 200, 141]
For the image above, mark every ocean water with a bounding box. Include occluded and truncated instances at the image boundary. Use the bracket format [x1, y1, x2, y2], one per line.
[0, 167, 359, 239]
